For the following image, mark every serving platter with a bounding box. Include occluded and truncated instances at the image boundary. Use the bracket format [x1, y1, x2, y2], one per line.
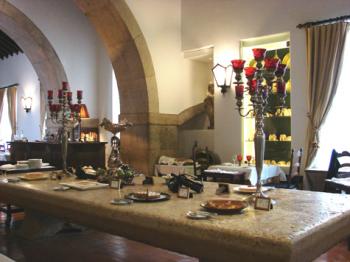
[233, 185, 271, 194]
[126, 192, 170, 202]
[201, 199, 248, 214]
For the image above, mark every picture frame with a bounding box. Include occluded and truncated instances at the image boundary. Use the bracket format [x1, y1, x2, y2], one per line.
[216, 183, 231, 195]
[110, 179, 121, 189]
[254, 196, 272, 211]
[178, 186, 190, 199]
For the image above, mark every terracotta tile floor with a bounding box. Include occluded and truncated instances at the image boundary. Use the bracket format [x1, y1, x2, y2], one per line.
[0, 212, 349, 261]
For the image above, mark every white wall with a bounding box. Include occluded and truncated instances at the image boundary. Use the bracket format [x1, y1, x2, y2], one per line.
[0, 53, 40, 141]
[181, 0, 350, 163]
[126, 0, 208, 114]
[8, 0, 109, 119]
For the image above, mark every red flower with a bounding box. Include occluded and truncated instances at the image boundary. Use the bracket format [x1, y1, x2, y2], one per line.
[252, 48, 266, 60]
[231, 59, 245, 70]
[244, 67, 256, 78]
[264, 58, 280, 70]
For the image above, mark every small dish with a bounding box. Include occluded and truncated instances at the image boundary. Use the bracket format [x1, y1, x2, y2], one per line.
[110, 199, 133, 205]
[233, 185, 270, 194]
[186, 211, 216, 220]
[126, 192, 170, 202]
[53, 186, 70, 191]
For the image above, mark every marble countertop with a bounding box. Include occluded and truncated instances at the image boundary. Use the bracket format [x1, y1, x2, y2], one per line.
[1, 175, 350, 262]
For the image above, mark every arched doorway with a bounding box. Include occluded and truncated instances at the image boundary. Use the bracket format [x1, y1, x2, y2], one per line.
[75, 0, 161, 174]
[0, 1, 67, 92]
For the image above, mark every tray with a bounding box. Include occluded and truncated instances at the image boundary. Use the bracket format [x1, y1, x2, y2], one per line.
[126, 192, 170, 202]
[201, 199, 248, 214]
[19, 173, 49, 181]
[60, 180, 109, 191]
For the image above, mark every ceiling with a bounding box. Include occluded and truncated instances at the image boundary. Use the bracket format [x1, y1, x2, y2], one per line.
[0, 30, 23, 60]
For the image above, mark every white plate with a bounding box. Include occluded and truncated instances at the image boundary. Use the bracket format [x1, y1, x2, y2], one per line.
[110, 199, 133, 205]
[234, 186, 271, 194]
[186, 211, 216, 220]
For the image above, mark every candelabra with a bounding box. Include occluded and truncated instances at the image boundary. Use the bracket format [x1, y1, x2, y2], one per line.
[47, 82, 83, 175]
[213, 48, 287, 197]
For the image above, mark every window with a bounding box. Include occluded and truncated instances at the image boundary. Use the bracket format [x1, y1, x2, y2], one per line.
[0, 89, 12, 146]
[312, 30, 350, 169]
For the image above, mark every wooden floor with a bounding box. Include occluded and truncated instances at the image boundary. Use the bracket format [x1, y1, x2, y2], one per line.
[0, 213, 349, 262]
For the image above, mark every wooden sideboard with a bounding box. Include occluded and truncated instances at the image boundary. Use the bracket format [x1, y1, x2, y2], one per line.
[10, 141, 107, 169]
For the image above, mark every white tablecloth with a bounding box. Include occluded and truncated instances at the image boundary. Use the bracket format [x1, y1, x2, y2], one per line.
[154, 164, 195, 176]
[207, 164, 286, 185]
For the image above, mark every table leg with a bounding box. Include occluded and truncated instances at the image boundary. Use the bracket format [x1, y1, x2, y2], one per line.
[16, 209, 64, 239]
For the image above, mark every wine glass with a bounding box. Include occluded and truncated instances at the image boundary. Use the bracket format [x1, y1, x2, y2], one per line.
[246, 155, 252, 166]
[237, 154, 243, 166]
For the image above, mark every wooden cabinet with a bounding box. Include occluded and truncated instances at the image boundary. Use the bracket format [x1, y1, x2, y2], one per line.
[10, 141, 107, 169]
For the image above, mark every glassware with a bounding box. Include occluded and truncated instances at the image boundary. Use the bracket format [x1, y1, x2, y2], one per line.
[246, 155, 252, 165]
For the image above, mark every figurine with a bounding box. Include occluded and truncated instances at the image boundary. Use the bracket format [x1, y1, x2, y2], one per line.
[100, 118, 133, 169]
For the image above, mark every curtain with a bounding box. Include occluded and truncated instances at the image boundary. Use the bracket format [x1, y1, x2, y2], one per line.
[305, 22, 349, 166]
[7, 86, 17, 141]
[0, 88, 5, 123]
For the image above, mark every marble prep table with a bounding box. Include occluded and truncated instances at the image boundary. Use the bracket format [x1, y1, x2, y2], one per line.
[0, 175, 350, 262]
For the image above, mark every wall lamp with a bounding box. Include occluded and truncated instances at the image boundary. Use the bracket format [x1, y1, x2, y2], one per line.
[212, 63, 233, 94]
[22, 96, 32, 113]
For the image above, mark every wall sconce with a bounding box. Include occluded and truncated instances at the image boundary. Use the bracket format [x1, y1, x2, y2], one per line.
[79, 104, 90, 118]
[22, 97, 32, 113]
[212, 63, 233, 93]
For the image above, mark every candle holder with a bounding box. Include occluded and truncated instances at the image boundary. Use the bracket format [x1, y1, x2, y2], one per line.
[47, 82, 83, 176]
[231, 49, 287, 197]
[213, 48, 287, 198]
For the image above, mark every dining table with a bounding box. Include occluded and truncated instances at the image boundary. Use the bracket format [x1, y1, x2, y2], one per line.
[0, 173, 350, 262]
[206, 163, 287, 185]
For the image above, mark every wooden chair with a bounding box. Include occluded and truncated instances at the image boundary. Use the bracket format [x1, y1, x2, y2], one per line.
[324, 149, 350, 193]
[192, 141, 220, 181]
[265, 148, 303, 189]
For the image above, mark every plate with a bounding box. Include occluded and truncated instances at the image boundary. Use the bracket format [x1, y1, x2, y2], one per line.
[126, 192, 171, 202]
[60, 180, 109, 190]
[201, 199, 248, 214]
[19, 172, 49, 181]
[186, 211, 217, 220]
[110, 198, 133, 205]
[233, 185, 270, 194]
[53, 186, 70, 191]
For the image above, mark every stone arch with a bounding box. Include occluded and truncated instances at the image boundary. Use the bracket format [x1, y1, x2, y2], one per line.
[0, 0, 67, 92]
[75, 0, 160, 174]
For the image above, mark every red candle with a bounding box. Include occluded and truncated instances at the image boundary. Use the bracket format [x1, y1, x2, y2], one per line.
[231, 59, 245, 71]
[277, 82, 286, 95]
[252, 48, 266, 61]
[275, 63, 287, 77]
[235, 85, 244, 98]
[58, 89, 63, 99]
[47, 90, 53, 99]
[67, 91, 72, 100]
[264, 58, 280, 71]
[244, 67, 256, 78]
[248, 79, 257, 95]
[77, 90, 83, 100]
[62, 81, 69, 90]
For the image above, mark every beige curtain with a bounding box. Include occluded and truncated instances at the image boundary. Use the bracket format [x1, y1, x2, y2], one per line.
[0, 88, 5, 122]
[305, 22, 349, 166]
[7, 86, 17, 140]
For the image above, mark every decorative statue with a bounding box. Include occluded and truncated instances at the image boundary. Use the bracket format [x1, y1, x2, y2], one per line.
[100, 118, 133, 169]
[204, 83, 214, 129]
